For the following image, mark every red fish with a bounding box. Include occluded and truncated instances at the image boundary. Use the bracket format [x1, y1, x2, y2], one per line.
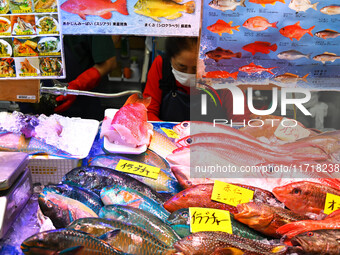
[242, 41, 277, 55]
[243, 16, 278, 31]
[249, 0, 285, 7]
[272, 181, 340, 215]
[207, 19, 240, 36]
[60, 0, 128, 20]
[239, 62, 277, 75]
[202, 70, 238, 79]
[279, 21, 315, 41]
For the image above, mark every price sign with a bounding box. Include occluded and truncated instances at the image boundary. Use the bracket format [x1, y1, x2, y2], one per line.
[161, 127, 179, 138]
[189, 207, 232, 234]
[115, 159, 160, 179]
[324, 193, 340, 215]
[211, 180, 254, 207]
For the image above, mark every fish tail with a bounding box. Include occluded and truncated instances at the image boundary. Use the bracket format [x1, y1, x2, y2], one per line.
[302, 73, 309, 82]
[234, 25, 240, 31]
[123, 93, 151, 107]
[312, 2, 318, 10]
[308, 25, 315, 37]
[231, 71, 238, 80]
[272, 21, 278, 28]
[267, 67, 277, 75]
[236, 52, 242, 58]
[271, 43, 278, 52]
[240, 0, 246, 7]
[113, 0, 129, 15]
[306, 53, 311, 59]
[185, 1, 195, 14]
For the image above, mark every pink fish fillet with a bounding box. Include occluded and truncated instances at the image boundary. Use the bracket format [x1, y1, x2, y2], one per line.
[100, 103, 153, 147]
[60, 0, 128, 20]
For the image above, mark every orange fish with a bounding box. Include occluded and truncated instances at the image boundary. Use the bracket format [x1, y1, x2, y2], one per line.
[202, 70, 238, 79]
[279, 21, 315, 41]
[239, 62, 277, 75]
[243, 16, 278, 31]
[60, 0, 128, 20]
[242, 41, 277, 55]
[249, 0, 285, 7]
[207, 19, 240, 36]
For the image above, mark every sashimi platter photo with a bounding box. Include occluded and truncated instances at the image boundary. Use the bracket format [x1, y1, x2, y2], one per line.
[0, 0, 340, 254]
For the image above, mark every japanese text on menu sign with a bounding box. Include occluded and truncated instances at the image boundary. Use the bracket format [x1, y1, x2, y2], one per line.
[197, 0, 340, 90]
[58, 0, 201, 36]
[0, 0, 65, 79]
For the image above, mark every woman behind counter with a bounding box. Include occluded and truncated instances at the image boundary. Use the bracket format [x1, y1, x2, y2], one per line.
[143, 37, 251, 122]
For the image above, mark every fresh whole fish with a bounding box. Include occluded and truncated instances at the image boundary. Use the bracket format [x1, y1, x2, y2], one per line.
[99, 205, 180, 246]
[288, 0, 318, 12]
[149, 130, 178, 160]
[174, 231, 288, 255]
[101, 185, 170, 221]
[313, 52, 340, 64]
[202, 70, 239, 79]
[315, 29, 340, 39]
[248, 0, 285, 7]
[272, 181, 340, 215]
[87, 154, 181, 194]
[60, 0, 128, 20]
[320, 5, 340, 15]
[208, 0, 246, 11]
[242, 41, 278, 55]
[207, 19, 240, 36]
[279, 21, 315, 41]
[38, 192, 98, 228]
[169, 208, 268, 240]
[277, 50, 310, 60]
[62, 166, 166, 204]
[42, 184, 103, 214]
[234, 202, 310, 238]
[67, 218, 176, 255]
[21, 229, 124, 255]
[274, 73, 309, 83]
[290, 229, 340, 255]
[239, 62, 277, 75]
[134, 0, 195, 22]
[243, 16, 278, 31]
[205, 47, 242, 62]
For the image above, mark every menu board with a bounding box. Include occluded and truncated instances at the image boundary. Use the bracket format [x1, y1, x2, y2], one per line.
[59, 0, 201, 36]
[197, 0, 340, 90]
[0, 0, 65, 79]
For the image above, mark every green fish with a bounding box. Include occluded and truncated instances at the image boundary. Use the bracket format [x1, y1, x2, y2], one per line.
[88, 154, 182, 194]
[101, 184, 170, 221]
[21, 229, 124, 254]
[99, 205, 180, 246]
[67, 217, 177, 255]
[168, 208, 267, 240]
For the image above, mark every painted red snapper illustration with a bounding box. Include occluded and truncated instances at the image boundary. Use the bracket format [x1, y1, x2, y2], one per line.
[242, 41, 277, 55]
[279, 21, 315, 41]
[249, 0, 285, 7]
[243, 16, 278, 31]
[207, 19, 240, 36]
[202, 70, 239, 79]
[239, 62, 277, 75]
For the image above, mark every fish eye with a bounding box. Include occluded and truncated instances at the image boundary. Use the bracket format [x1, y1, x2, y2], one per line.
[187, 235, 193, 241]
[307, 232, 314, 236]
[292, 188, 301, 195]
[78, 170, 86, 176]
[186, 138, 192, 144]
[182, 122, 189, 128]
[36, 240, 44, 246]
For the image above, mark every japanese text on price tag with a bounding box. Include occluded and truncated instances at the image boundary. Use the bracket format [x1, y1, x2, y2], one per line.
[160, 127, 179, 138]
[211, 180, 254, 207]
[189, 207, 232, 234]
[324, 193, 340, 215]
[115, 159, 160, 179]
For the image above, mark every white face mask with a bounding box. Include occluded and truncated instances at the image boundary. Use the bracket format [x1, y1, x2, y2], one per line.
[172, 68, 196, 87]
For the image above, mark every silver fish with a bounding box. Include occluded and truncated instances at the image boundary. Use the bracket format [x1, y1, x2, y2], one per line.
[288, 0, 318, 12]
[315, 29, 340, 39]
[313, 52, 340, 64]
[277, 50, 310, 60]
[208, 0, 245, 11]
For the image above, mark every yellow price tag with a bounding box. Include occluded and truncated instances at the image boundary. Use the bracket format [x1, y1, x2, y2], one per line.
[324, 193, 340, 215]
[160, 127, 179, 138]
[189, 207, 232, 234]
[115, 159, 160, 179]
[211, 180, 254, 207]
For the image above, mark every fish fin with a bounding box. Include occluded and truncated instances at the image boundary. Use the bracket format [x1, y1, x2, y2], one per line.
[295, 21, 300, 26]
[229, 30, 233, 34]
[211, 247, 244, 255]
[166, 13, 183, 20]
[128, 200, 142, 207]
[271, 43, 278, 52]
[276, 223, 304, 238]
[312, 2, 318, 10]
[261, 4, 265, 7]
[240, 0, 246, 7]
[324, 52, 336, 55]
[271, 246, 287, 254]
[231, 71, 238, 80]
[272, 21, 278, 28]
[184, 1, 195, 13]
[123, 94, 151, 107]
[236, 52, 242, 58]
[308, 25, 315, 37]
[78, 14, 86, 20]
[218, 33, 223, 36]
[113, 0, 129, 15]
[302, 73, 309, 82]
[279, 0, 285, 3]
[100, 12, 112, 19]
[98, 229, 121, 241]
[228, 21, 233, 25]
[172, 0, 182, 3]
[58, 246, 84, 255]
[289, 37, 293, 41]
[234, 25, 240, 31]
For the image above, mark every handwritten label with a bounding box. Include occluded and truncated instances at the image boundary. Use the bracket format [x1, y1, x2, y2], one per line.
[211, 180, 254, 207]
[274, 118, 310, 142]
[189, 207, 232, 233]
[161, 127, 179, 138]
[324, 193, 340, 215]
[115, 159, 160, 179]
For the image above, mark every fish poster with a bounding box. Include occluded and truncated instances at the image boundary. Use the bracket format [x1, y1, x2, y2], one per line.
[197, 0, 340, 90]
[59, 0, 201, 36]
[0, 0, 66, 79]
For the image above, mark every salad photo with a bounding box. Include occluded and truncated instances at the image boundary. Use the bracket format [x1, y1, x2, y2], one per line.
[39, 57, 62, 75]
[37, 37, 60, 54]
[36, 16, 58, 34]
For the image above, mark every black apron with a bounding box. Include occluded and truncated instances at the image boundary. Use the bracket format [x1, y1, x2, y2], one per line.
[158, 55, 225, 122]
